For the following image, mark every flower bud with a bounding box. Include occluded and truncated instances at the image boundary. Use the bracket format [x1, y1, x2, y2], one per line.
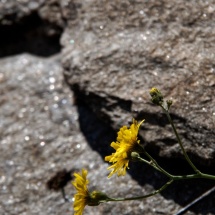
[130, 151, 140, 161]
[88, 191, 109, 206]
[166, 99, 173, 110]
[149, 87, 163, 105]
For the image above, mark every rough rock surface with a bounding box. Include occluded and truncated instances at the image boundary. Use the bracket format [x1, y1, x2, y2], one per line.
[0, 54, 183, 215]
[0, 0, 215, 215]
[62, 0, 215, 166]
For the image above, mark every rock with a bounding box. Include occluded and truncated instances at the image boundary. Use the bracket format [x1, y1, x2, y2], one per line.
[0, 0, 215, 214]
[0, 54, 183, 215]
[0, 0, 78, 27]
[0, 0, 44, 25]
[61, 0, 215, 167]
[0, 54, 77, 214]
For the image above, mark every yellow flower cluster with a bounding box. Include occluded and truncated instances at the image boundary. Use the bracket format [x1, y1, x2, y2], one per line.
[72, 119, 144, 214]
[105, 119, 144, 178]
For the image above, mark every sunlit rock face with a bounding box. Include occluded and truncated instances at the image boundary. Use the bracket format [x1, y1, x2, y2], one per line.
[61, 0, 215, 166]
[0, 1, 215, 215]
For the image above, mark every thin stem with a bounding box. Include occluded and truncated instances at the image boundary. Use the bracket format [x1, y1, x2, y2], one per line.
[137, 152, 215, 180]
[107, 179, 173, 202]
[161, 105, 200, 174]
[137, 151, 174, 179]
[133, 154, 161, 172]
[103, 167, 215, 204]
[195, 173, 215, 180]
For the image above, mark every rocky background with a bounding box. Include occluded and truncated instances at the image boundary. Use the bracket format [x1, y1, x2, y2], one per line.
[0, 0, 215, 215]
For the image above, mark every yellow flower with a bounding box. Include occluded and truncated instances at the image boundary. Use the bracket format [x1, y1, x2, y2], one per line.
[72, 169, 90, 215]
[72, 169, 109, 215]
[105, 119, 144, 178]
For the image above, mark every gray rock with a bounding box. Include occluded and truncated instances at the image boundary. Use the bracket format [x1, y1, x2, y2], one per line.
[0, 54, 184, 215]
[0, 0, 44, 25]
[62, 0, 215, 166]
[0, 0, 78, 26]
[0, 0, 215, 214]
[0, 54, 78, 214]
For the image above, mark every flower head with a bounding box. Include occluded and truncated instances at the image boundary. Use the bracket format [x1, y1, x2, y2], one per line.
[72, 169, 109, 215]
[105, 119, 144, 178]
[72, 169, 90, 215]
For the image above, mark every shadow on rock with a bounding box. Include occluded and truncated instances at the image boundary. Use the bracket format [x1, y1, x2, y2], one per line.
[0, 11, 62, 58]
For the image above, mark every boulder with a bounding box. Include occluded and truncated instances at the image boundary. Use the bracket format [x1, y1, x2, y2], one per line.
[0, 53, 181, 215]
[62, 0, 215, 166]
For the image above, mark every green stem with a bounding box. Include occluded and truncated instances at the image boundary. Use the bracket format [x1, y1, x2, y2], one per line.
[199, 173, 215, 180]
[137, 153, 215, 181]
[137, 150, 174, 179]
[133, 154, 161, 173]
[107, 179, 173, 202]
[161, 105, 200, 174]
[172, 173, 215, 180]
[103, 171, 215, 204]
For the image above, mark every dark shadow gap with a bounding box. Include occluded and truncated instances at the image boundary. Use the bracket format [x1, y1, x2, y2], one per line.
[77, 100, 115, 158]
[0, 11, 62, 57]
